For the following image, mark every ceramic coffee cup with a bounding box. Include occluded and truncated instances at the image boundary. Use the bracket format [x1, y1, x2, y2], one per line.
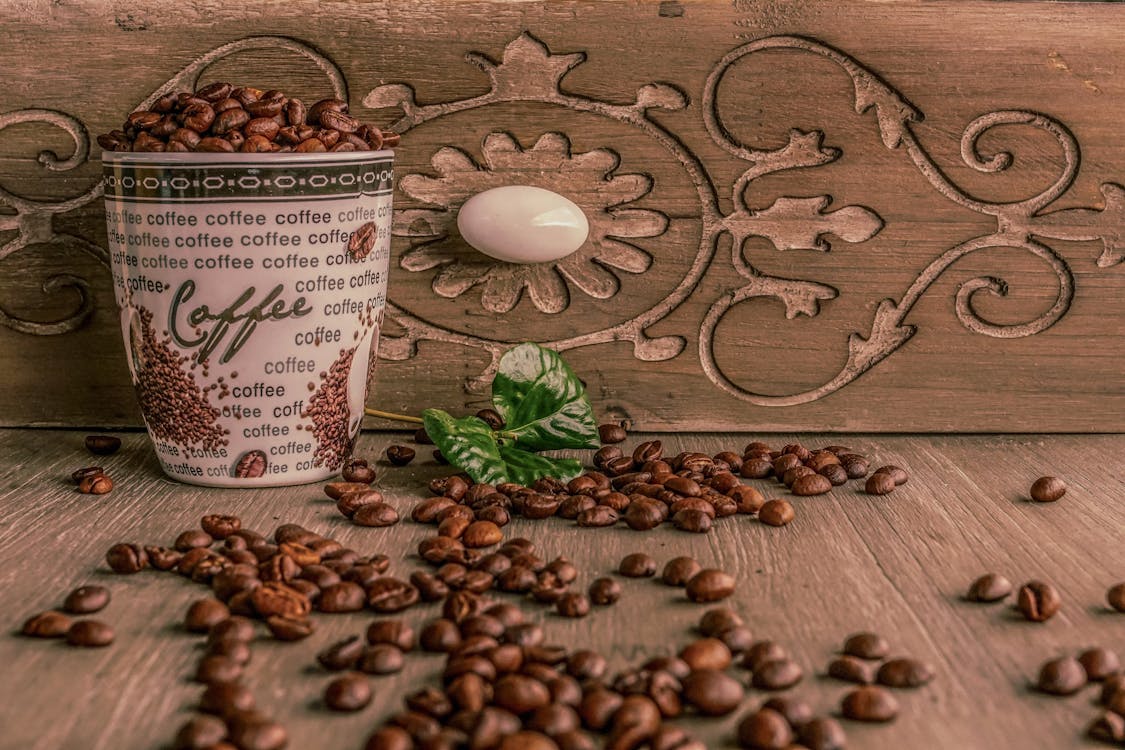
[102, 150, 393, 486]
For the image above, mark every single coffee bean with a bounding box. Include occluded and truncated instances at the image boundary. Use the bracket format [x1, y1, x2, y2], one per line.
[1030, 475, 1066, 502]
[85, 435, 122, 455]
[874, 465, 908, 485]
[828, 655, 874, 684]
[876, 658, 934, 688]
[176, 529, 214, 552]
[319, 582, 366, 613]
[680, 638, 732, 671]
[1107, 583, 1125, 612]
[791, 473, 832, 496]
[556, 592, 591, 618]
[1089, 712, 1125, 744]
[1101, 673, 1125, 705]
[686, 569, 736, 603]
[493, 674, 552, 715]
[840, 685, 898, 722]
[761, 696, 814, 730]
[619, 553, 657, 578]
[318, 635, 365, 671]
[589, 577, 622, 605]
[736, 707, 792, 749]
[798, 717, 847, 750]
[729, 485, 766, 513]
[342, 460, 377, 484]
[742, 641, 789, 672]
[63, 585, 110, 614]
[172, 714, 228, 750]
[106, 542, 148, 573]
[21, 610, 72, 638]
[682, 669, 743, 716]
[185, 598, 230, 633]
[366, 620, 415, 651]
[632, 440, 663, 464]
[865, 472, 896, 495]
[72, 466, 105, 484]
[1037, 656, 1087, 695]
[325, 672, 373, 711]
[599, 424, 627, 443]
[325, 481, 371, 500]
[352, 501, 399, 528]
[194, 654, 243, 684]
[1016, 580, 1061, 622]
[208, 616, 255, 645]
[420, 619, 461, 653]
[758, 499, 795, 527]
[842, 632, 889, 660]
[699, 607, 744, 636]
[966, 573, 1012, 602]
[752, 658, 804, 690]
[201, 514, 241, 539]
[623, 499, 664, 530]
[1079, 648, 1121, 681]
[66, 619, 114, 647]
[718, 625, 754, 655]
[673, 508, 712, 533]
[227, 716, 287, 750]
[266, 615, 315, 641]
[662, 556, 702, 586]
[385, 444, 416, 466]
[463, 521, 503, 548]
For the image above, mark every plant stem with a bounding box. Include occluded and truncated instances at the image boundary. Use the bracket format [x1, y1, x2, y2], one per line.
[364, 408, 424, 425]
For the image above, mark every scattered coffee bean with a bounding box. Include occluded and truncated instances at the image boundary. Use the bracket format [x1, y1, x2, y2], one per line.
[175, 529, 214, 552]
[876, 658, 934, 688]
[1107, 583, 1125, 613]
[589, 577, 622, 606]
[1030, 475, 1066, 502]
[662, 556, 702, 587]
[186, 598, 231, 633]
[736, 708, 793, 749]
[195, 654, 244, 685]
[680, 638, 733, 671]
[352, 501, 400, 527]
[317, 635, 365, 671]
[619, 553, 657, 578]
[698, 608, 743, 637]
[463, 521, 503, 548]
[72, 466, 105, 484]
[21, 610, 72, 638]
[865, 473, 896, 495]
[78, 473, 114, 495]
[386, 445, 416, 466]
[367, 620, 416, 651]
[63, 585, 110, 614]
[85, 435, 122, 455]
[798, 717, 847, 750]
[265, 615, 315, 641]
[758, 499, 794, 527]
[173, 715, 228, 750]
[682, 669, 744, 716]
[599, 424, 627, 444]
[751, 658, 804, 690]
[1016, 580, 1061, 622]
[685, 569, 735, 603]
[791, 473, 832, 496]
[761, 696, 813, 730]
[227, 716, 288, 750]
[360, 643, 405, 674]
[966, 573, 1012, 602]
[840, 685, 898, 722]
[325, 672, 373, 711]
[66, 619, 114, 647]
[342, 460, 377, 484]
[842, 632, 889, 660]
[319, 582, 366, 613]
[828, 655, 874, 684]
[1089, 711, 1125, 744]
[1036, 656, 1087, 695]
[201, 514, 241, 539]
[1079, 648, 1121, 681]
[556, 593, 591, 618]
[742, 641, 788, 672]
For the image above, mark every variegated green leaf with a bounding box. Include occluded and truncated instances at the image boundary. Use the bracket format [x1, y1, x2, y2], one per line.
[491, 343, 599, 451]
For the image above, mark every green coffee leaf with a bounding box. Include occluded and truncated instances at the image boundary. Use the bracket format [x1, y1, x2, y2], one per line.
[491, 343, 599, 452]
[497, 444, 583, 486]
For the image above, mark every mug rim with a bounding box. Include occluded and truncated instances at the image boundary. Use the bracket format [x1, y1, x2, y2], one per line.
[100, 149, 394, 165]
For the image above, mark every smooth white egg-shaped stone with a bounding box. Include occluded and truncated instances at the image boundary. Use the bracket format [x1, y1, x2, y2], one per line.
[457, 185, 589, 264]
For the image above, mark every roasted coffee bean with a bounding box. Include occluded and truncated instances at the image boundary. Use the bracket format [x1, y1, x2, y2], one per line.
[185, 598, 230, 633]
[227, 716, 287, 750]
[367, 577, 420, 613]
[266, 615, 315, 641]
[492, 674, 552, 715]
[556, 592, 591, 618]
[840, 454, 870, 479]
[1036, 656, 1087, 695]
[62, 585, 110, 614]
[623, 499, 664, 530]
[798, 717, 847, 750]
[1017, 580, 1061, 622]
[1079, 647, 1121, 681]
[365, 725, 413, 750]
[791, 473, 832, 496]
[75, 471, 113, 494]
[619, 553, 657, 578]
[85, 435, 121, 455]
[471, 408, 505, 430]
[325, 672, 373, 711]
[736, 707, 793, 749]
[106, 543, 148, 573]
[717, 625, 754, 655]
[318, 635, 365, 671]
[365, 620, 415, 651]
[420, 618, 462, 652]
[840, 685, 898, 722]
[819, 463, 850, 486]
[662, 556, 702, 586]
[72, 465, 105, 484]
[680, 638, 732, 671]
[874, 465, 908, 485]
[1101, 674, 1125, 705]
[342, 459, 377, 484]
[842, 632, 889, 660]
[1107, 583, 1125, 612]
[679, 669, 743, 716]
[865, 472, 896, 495]
[251, 582, 311, 619]
[782, 466, 815, 488]
[632, 440, 663, 464]
[876, 658, 934, 688]
[828, 655, 874, 684]
[1089, 712, 1125, 744]
[463, 520, 503, 548]
[352, 501, 400, 528]
[589, 577, 622, 605]
[172, 714, 228, 750]
[599, 424, 627, 444]
[337, 489, 383, 520]
[673, 508, 712, 533]
[686, 569, 735, 603]
[698, 608, 744, 637]
[199, 682, 256, 718]
[761, 696, 813, 729]
[194, 654, 243, 684]
[742, 641, 788, 672]
[199, 514, 241, 539]
[319, 581, 366, 612]
[66, 619, 114, 647]
[577, 506, 619, 527]
[966, 573, 1012, 602]
[1030, 475, 1066, 502]
[208, 616, 255, 645]
[752, 658, 804, 690]
[385, 444, 416, 466]
[175, 529, 214, 552]
[740, 458, 773, 480]
[758, 499, 794, 527]
[21, 610, 72, 638]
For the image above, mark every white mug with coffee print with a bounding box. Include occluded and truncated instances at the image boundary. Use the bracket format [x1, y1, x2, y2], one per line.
[102, 150, 393, 487]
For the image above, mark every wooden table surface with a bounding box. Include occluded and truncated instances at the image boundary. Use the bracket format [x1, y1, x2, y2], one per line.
[1, 430, 1123, 750]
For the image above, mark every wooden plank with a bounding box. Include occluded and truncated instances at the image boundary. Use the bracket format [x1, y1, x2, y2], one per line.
[1, 1, 1124, 431]
[1, 429, 1124, 748]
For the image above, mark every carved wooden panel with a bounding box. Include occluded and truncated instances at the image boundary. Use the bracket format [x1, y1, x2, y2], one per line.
[2, 1, 1124, 430]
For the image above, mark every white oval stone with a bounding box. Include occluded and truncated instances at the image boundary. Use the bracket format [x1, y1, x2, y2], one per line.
[456, 185, 589, 264]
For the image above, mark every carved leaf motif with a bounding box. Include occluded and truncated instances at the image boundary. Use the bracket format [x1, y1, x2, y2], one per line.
[852, 75, 923, 149]
[466, 32, 586, 99]
[847, 299, 916, 372]
[1030, 183, 1125, 268]
[727, 195, 884, 253]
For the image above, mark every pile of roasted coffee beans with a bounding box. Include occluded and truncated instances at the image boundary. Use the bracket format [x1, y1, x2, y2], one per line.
[97, 83, 399, 153]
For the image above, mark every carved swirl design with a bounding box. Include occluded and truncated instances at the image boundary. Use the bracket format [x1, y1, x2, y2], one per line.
[0, 36, 346, 336]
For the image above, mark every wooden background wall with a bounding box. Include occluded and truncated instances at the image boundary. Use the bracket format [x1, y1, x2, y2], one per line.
[1, 0, 1123, 431]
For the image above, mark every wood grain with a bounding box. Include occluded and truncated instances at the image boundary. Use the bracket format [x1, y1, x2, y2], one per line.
[1, 1, 1125, 431]
[1, 429, 1124, 749]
